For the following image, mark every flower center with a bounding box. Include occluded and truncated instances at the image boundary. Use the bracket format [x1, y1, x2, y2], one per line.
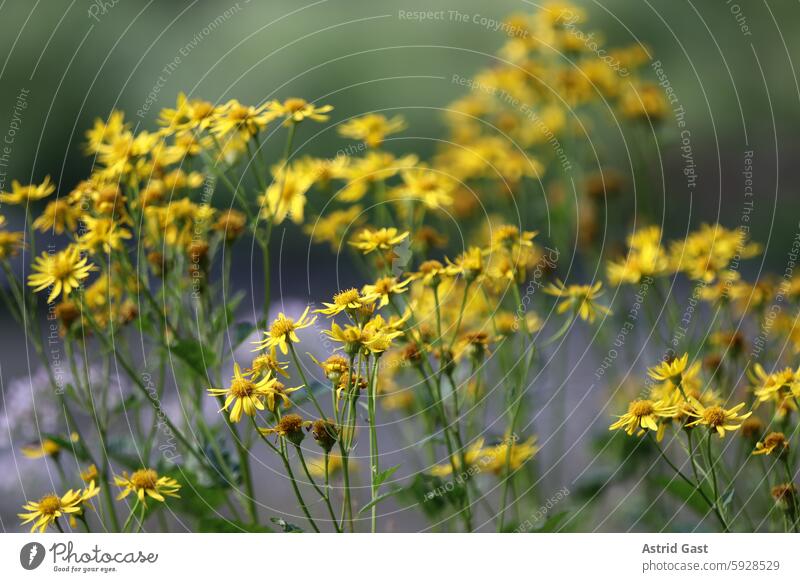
[38, 495, 61, 515]
[230, 377, 255, 398]
[630, 400, 655, 417]
[284, 98, 307, 113]
[334, 288, 360, 306]
[702, 406, 726, 427]
[271, 317, 295, 337]
[130, 468, 158, 490]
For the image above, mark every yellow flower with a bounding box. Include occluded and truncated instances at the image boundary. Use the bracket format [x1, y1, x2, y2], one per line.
[257, 306, 317, 354]
[21, 438, 63, 459]
[685, 399, 752, 438]
[620, 82, 668, 122]
[247, 348, 289, 379]
[544, 280, 610, 323]
[316, 288, 377, 317]
[32, 199, 81, 234]
[362, 315, 404, 354]
[362, 276, 410, 307]
[207, 363, 281, 423]
[607, 226, 669, 285]
[647, 353, 690, 384]
[115, 468, 180, 506]
[0, 230, 24, 261]
[28, 245, 94, 303]
[392, 166, 455, 210]
[158, 92, 218, 133]
[19, 483, 100, 533]
[324, 321, 368, 355]
[85, 110, 127, 154]
[670, 223, 760, 282]
[210, 99, 274, 138]
[0, 176, 55, 205]
[267, 98, 333, 125]
[750, 363, 800, 404]
[349, 227, 409, 255]
[491, 224, 537, 250]
[80, 464, 99, 483]
[338, 151, 418, 202]
[609, 398, 677, 436]
[304, 206, 364, 251]
[338, 113, 406, 148]
[752, 432, 789, 457]
[259, 165, 312, 225]
[79, 216, 132, 254]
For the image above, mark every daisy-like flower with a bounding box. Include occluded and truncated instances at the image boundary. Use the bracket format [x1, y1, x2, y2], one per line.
[338, 113, 406, 148]
[267, 98, 333, 125]
[316, 288, 377, 317]
[18, 482, 100, 533]
[28, 245, 94, 303]
[259, 165, 313, 225]
[324, 321, 368, 355]
[32, 199, 81, 235]
[79, 216, 132, 254]
[647, 353, 690, 385]
[0, 230, 24, 261]
[0, 176, 55, 205]
[311, 354, 350, 383]
[207, 363, 280, 423]
[750, 364, 800, 404]
[491, 224, 537, 250]
[544, 280, 610, 323]
[115, 468, 180, 506]
[609, 398, 677, 436]
[409, 259, 447, 287]
[362, 315, 404, 354]
[393, 166, 455, 210]
[445, 246, 484, 282]
[362, 276, 410, 307]
[257, 306, 317, 354]
[349, 227, 409, 255]
[752, 432, 789, 457]
[247, 348, 289, 379]
[685, 399, 752, 438]
[210, 99, 274, 138]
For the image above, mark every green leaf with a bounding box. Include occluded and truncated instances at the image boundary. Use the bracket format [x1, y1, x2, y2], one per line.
[170, 338, 215, 377]
[654, 475, 709, 516]
[232, 321, 256, 349]
[374, 464, 400, 488]
[357, 488, 402, 516]
[269, 517, 304, 532]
